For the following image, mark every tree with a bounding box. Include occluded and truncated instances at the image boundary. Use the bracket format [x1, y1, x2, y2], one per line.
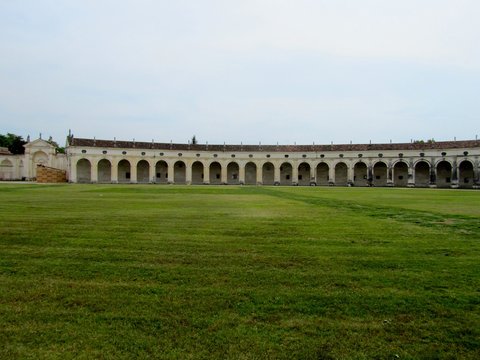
[46, 137, 65, 154]
[0, 133, 27, 154]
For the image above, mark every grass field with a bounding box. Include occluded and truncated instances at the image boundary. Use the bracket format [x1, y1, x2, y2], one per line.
[0, 184, 479, 359]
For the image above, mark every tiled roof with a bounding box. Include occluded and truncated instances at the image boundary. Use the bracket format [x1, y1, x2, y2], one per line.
[69, 137, 480, 152]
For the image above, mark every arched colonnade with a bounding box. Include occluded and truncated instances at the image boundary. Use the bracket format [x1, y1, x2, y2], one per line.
[73, 157, 479, 188]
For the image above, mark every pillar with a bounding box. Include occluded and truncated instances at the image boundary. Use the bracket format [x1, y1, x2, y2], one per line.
[70, 156, 77, 183]
[130, 160, 137, 184]
[274, 164, 281, 185]
[256, 163, 263, 185]
[221, 164, 228, 184]
[111, 160, 118, 183]
[347, 165, 354, 186]
[310, 165, 316, 185]
[408, 160, 414, 187]
[186, 162, 192, 185]
[203, 164, 210, 185]
[451, 158, 459, 188]
[167, 162, 174, 184]
[329, 165, 335, 185]
[239, 163, 246, 185]
[292, 163, 298, 185]
[91, 159, 98, 183]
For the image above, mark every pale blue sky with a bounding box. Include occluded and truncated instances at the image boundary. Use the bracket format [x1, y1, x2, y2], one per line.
[1, 0, 479, 145]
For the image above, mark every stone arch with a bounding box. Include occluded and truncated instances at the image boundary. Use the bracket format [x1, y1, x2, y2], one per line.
[118, 159, 131, 183]
[191, 161, 204, 185]
[97, 159, 112, 183]
[32, 151, 48, 178]
[76, 158, 92, 183]
[373, 161, 387, 187]
[316, 162, 329, 186]
[436, 160, 452, 188]
[137, 160, 150, 183]
[155, 160, 168, 184]
[209, 161, 222, 184]
[262, 162, 275, 185]
[245, 162, 257, 185]
[280, 162, 293, 185]
[227, 162, 240, 185]
[298, 162, 310, 186]
[353, 161, 368, 187]
[174, 161, 186, 184]
[393, 161, 408, 187]
[458, 160, 474, 188]
[414, 160, 430, 187]
[335, 162, 348, 186]
[0, 159, 14, 180]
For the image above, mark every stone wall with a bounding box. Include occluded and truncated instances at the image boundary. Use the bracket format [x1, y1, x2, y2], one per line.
[36, 165, 67, 183]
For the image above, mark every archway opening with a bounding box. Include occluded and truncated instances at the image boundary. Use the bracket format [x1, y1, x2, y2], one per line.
[97, 159, 111, 183]
[414, 161, 430, 187]
[373, 161, 387, 187]
[155, 161, 168, 184]
[192, 161, 204, 185]
[459, 160, 474, 189]
[137, 160, 150, 183]
[436, 161, 452, 188]
[77, 158, 92, 183]
[245, 162, 257, 185]
[353, 162, 368, 187]
[174, 161, 186, 184]
[335, 162, 348, 186]
[298, 162, 310, 186]
[209, 162, 222, 184]
[227, 162, 240, 185]
[280, 162, 292, 185]
[316, 163, 329, 186]
[262, 162, 274, 185]
[393, 161, 408, 187]
[118, 159, 131, 183]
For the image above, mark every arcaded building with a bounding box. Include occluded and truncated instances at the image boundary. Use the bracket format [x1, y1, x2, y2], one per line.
[66, 136, 479, 188]
[1, 135, 479, 188]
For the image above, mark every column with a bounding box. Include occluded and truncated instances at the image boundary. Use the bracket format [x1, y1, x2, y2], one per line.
[451, 158, 459, 188]
[70, 156, 77, 183]
[111, 160, 118, 183]
[130, 160, 137, 184]
[274, 164, 281, 185]
[167, 162, 174, 184]
[203, 163, 210, 184]
[186, 161, 192, 185]
[367, 165, 373, 186]
[310, 165, 316, 185]
[239, 163, 246, 185]
[347, 165, 354, 186]
[329, 165, 335, 185]
[91, 159, 98, 183]
[407, 160, 414, 187]
[292, 163, 298, 185]
[221, 163, 228, 184]
[256, 163, 263, 185]
[387, 163, 393, 186]
[149, 162, 155, 183]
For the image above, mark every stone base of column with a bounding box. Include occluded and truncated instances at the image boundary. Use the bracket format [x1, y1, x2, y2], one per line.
[428, 184, 437, 188]
[387, 180, 394, 187]
[309, 181, 317, 186]
[257, 181, 263, 186]
[450, 184, 459, 189]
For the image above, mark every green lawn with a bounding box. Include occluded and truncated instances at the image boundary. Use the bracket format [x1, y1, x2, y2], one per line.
[0, 184, 479, 359]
